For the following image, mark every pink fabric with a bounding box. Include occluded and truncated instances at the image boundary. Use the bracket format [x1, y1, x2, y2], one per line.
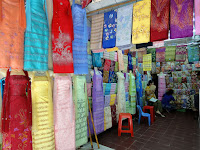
[158, 75, 166, 101]
[92, 49, 105, 53]
[87, 83, 92, 97]
[53, 75, 75, 149]
[195, 0, 200, 35]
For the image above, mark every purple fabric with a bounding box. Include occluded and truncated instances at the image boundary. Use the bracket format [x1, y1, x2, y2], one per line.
[170, 0, 193, 39]
[92, 70, 104, 134]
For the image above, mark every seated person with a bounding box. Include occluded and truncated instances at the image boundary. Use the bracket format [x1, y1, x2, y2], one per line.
[145, 80, 165, 117]
[162, 89, 176, 112]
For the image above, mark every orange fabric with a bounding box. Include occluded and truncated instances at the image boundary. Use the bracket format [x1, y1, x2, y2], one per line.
[0, 0, 26, 69]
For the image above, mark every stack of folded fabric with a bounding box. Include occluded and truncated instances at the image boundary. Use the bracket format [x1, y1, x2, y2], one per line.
[110, 83, 117, 94]
[104, 95, 111, 107]
[110, 94, 116, 106]
[105, 83, 111, 95]
[103, 51, 110, 59]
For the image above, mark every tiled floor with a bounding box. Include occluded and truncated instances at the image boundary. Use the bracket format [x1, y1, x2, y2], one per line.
[97, 111, 200, 150]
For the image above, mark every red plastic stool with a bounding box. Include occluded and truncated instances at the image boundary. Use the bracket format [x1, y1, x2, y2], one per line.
[143, 106, 155, 124]
[118, 113, 134, 137]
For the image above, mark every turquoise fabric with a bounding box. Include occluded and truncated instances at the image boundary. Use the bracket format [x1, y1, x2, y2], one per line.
[24, 0, 49, 71]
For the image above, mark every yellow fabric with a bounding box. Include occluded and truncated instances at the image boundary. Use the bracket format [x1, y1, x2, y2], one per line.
[132, 0, 151, 44]
[145, 86, 156, 100]
[31, 71, 55, 150]
[110, 94, 116, 105]
[143, 54, 152, 71]
[106, 47, 119, 52]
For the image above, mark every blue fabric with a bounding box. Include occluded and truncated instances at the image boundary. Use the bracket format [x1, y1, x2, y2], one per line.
[128, 53, 133, 70]
[92, 53, 102, 67]
[72, 2, 88, 74]
[102, 10, 117, 48]
[108, 71, 117, 83]
[187, 44, 200, 62]
[24, 0, 49, 71]
[162, 94, 175, 108]
[136, 71, 143, 107]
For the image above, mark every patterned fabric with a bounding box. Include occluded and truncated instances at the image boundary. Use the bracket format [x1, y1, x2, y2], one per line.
[132, 0, 151, 44]
[87, 42, 91, 54]
[110, 61, 115, 71]
[109, 52, 115, 61]
[136, 71, 143, 107]
[104, 95, 111, 107]
[72, 2, 88, 74]
[165, 46, 176, 61]
[103, 10, 117, 48]
[103, 71, 109, 83]
[170, 0, 193, 39]
[24, 0, 49, 71]
[105, 83, 111, 95]
[128, 53, 133, 70]
[108, 71, 117, 83]
[195, 0, 200, 35]
[90, 14, 104, 50]
[118, 50, 124, 71]
[143, 54, 152, 71]
[104, 106, 112, 130]
[88, 54, 92, 68]
[110, 94, 116, 105]
[158, 74, 166, 100]
[187, 44, 200, 62]
[54, 75, 75, 149]
[175, 45, 187, 62]
[137, 48, 147, 63]
[116, 4, 133, 49]
[156, 47, 165, 62]
[0, 0, 26, 69]
[107, 47, 118, 52]
[92, 53, 102, 67]
[115, 62, 119, 72]
[0, 82, 2, 144]
[150, 0, 170, 41]
[104, 59, 111, 71]
[147, 48, 156, 62]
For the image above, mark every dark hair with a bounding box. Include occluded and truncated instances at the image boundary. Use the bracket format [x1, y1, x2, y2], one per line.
[147, 80, 153, 86]
[166, 89, 174, 95]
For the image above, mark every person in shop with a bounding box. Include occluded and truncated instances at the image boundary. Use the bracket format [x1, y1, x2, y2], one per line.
[162, 89, 176, 113]
[145, 80, 165, 117]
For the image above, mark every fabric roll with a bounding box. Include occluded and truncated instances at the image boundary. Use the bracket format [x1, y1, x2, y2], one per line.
[129, 72, 136, 114]
[175, 45, 187, 62]
[128, 53, 133, 70]
[195, 0, 200, 35]
[103, 10, 117, 48]
[115, 62, 119, 72]
[147, 48, 156, 62]
[158, 74, 166, 100]
[104, 95, 111, 107]
[150, 0, 170, 42]
[126, 92, 130, 113]
[110, 83, 117, 94]
[104, 106, 112, 130]
[118, 50, 124, 71]
[156, 47, 165, 62]
[116, 4, 133, 49]
[137, 48, 147, 63]
[90, 14, 104, 50]
[132, 0, 151, 44]
[170, 0, 193, 39]
[165, 46, 176, 61]
[187, 44, 200, 62]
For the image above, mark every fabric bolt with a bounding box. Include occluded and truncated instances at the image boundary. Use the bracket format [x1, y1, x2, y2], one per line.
[116, 4, 133, 49]
[110, 105, 117, 126]
[117, 72, 126, 114]
[136, 71, 143, 107]
[104, 59, 111, 71]
[156, 47, 165, 62]
[82, 0, 92, 8]
[2, 70, 32, 150]
[52, 0, 74, 73]
[175, 45, 187, 62]
[92, 49, 105, 53]
[73, 75, 88, 147]
[114, 52, 118, 61]
[128, 53, 133, 70]
[151, 62, 156, 74]
[115, 62, 119, 72]
[0, 0, 26, 69]
[105, 83, 111, 95]
[150, 0, 170, 41]
[109, 52, 116, 61]
[103, 51, 110, 59]
[165, 46, 176, 61]
[158, 74, 166, 100]
[132, 0, 151, 44]
[92, 70, 104, 135]
[170, 0, 193, 39]
[24, 0, 49, 71]
[72, 1, 88, 74]
[103, 71, 109, 83]
[147, 48, 156, 62]
[110, 61, 115, 71]
[104, 106, 112, 130]
[103, 10, 117, 48]
[129, 72, 136, 114]
[104, 95, 111, 107]
[125, 82, 129, 92]
[108, 71, 117, 83]
[86, 69, 92, 83]
[187, 44, 200, 62]
[90, 14, 104, 50]
[31, 71, 55, 150]
[110, 94, 116, 106]
[53, 75, 75, 150]
[110, 83, 117, 94]
[143, 54, 152, 71]
[137, 48, 147, 63]
[118, 50, 124, 71]
[87, 83, 92, 97]
[126, 92, 130, 113]
[92, 53, 102, 67]
[195, 0, 200, 35]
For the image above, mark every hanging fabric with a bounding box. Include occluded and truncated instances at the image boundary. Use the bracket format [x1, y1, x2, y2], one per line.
[90, 14, 104, 50]
[128, 53, 133, 70]
[116, 4, 133, 50]
[150, 0, 170, 42]
[92, 70, 104, 134]
[129, 72, 136, 115]
[24, 0, 49, 71]
[170, 0, 193, 39]
[132, 0, 151, 44]
[0, 0, 26, 69]
[104, 95, 111, 107]
[136, 71, 143, 107]
[195, 0, 200, 35]
[53, 75, 75, 149]
[1, 70, 32, 149]
[82, 0, 92, 8]
[118, 50, 124, 71]
[137, 48, 147, 63]
[104, 106, 112, 130]
[31, 71, 55, 150]
[110, 94, 116, 105]
[175, 45, 187, 62]
[165, 46, 176, 61]
[73, 75, 88, 147]
[147, 48, 156, 62]
[92, 53, 102, 67]
[108, 71, 117, 83]
[103, 10, 117, 48]
[187, 44, 200, 62]
[143, 54, 152, 71]
[156, 47, 165, 62]
[158, 73, 166, 101]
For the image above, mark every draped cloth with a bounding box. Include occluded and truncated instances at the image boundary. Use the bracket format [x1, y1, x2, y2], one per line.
[103, 10, 117, 48]
[73, 75, 88, 147]
[53, 75, 75, 150]
[170, 0, 193, 39]
[31, 71, 55, 150]
[137, 48, 147, 63]
[92, 70, 104, 134]
[116, 4, 133, 49]
[92, 53, 102, 67]
[118, 50, 124, 71]
[52, 0, 74, 73]
[187, 44, 200, 62]
[72, 1, 88, 74]
[156, 47, 165, 62]
[143, 54, 152, 71]
[0, 0, 26, 69]
[195, 0, 200, 35]
[90, 14, 104, 50]
[1, 70, 32, 150]
[165, 46, 176, 61]
[158, 74, 166, 101]
[82, 0, 92, 8]
[175, 45, 187, 62]
[104, 106, 112, 130]
[150, 0, 170, 42]
[147, 48, 156, 62]
[129, 72, 136, 115]
[136, 71, 143, 107]
[132, 0, 151, 44]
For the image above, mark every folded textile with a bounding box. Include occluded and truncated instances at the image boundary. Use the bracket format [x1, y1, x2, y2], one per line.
[104, 95, 111, 107]
[175, 45, 187, 62]
[165, 46, 176, 62]
[156, 47, 165, 62]
[110, 94, 117, 106]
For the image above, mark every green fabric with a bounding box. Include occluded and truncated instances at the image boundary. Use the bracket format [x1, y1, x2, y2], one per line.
[147, 48, 156, 62]
[115, 62, 119, 72]
[129, 72, 136, 114]
[103, 83, 106, 95]
[73, 75, 88, 148]
[165, 46, 176, 62]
